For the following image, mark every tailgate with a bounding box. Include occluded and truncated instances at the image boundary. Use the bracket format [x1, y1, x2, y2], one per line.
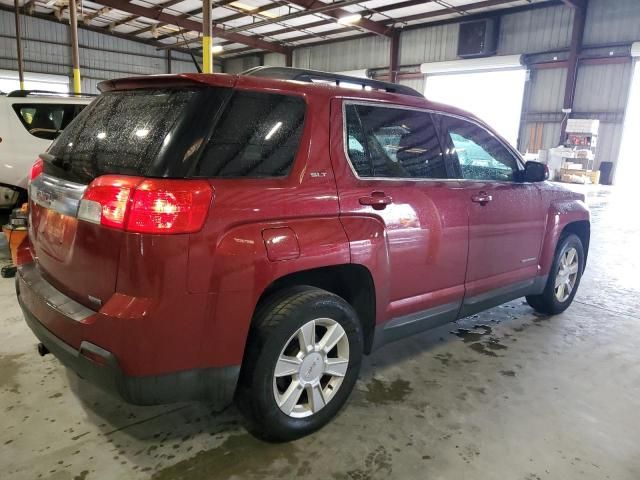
[29, 174, 122, 309]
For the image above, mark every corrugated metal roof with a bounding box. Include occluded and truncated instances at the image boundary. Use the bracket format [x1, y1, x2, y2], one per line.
[0, 0, 554, 57]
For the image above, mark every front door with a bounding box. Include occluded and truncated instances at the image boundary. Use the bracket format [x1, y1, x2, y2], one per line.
[434, 114, 546, 306]
[330, 99, 470, 328]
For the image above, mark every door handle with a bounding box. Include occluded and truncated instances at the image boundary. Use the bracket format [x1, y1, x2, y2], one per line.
[471, 192, 493, 205]
[359, 192, 392, 210]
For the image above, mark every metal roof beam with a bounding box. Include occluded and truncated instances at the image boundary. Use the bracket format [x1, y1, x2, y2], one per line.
[95, 0, 289, 53]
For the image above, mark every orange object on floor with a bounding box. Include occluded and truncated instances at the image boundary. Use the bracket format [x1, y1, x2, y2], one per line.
[2, 226, 28, 266]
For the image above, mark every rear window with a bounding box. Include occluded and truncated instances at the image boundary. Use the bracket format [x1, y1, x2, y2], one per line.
[12, 103, 86, 140]
[45, 87, 306, 184]
[48, 89, 201, 183]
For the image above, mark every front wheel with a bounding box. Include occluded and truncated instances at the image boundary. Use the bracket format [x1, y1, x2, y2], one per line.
[236, 286, 363, 442]
[526, 233, 585, 315]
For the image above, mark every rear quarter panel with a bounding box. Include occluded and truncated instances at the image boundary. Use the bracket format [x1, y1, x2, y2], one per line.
[185, 88, 351, 366]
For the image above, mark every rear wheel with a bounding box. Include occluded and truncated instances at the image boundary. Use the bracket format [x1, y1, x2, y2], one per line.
[236, 286, 363, 442]
[526, 233, 584, 315]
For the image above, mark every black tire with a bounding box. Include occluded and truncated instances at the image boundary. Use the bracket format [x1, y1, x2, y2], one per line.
[236, 286, 363, 442]
[526, 233, 585, 315]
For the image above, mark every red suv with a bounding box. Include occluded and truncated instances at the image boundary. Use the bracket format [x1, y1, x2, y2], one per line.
[16, 67, 590, 441]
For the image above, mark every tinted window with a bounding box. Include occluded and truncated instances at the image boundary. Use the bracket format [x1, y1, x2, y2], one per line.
[12, 103, 86, 140]
[195, 91, 306, 178]
[48, 89, 201, 183]
[345, 104, 447, 179]
[436, 115, 520, 181]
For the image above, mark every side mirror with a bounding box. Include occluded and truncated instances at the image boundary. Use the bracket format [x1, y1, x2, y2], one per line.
[521, 161, 549, 183]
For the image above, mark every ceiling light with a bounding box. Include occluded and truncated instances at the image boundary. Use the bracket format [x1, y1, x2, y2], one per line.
[337, 14, 361, 25]
[211, 45, 224, 54]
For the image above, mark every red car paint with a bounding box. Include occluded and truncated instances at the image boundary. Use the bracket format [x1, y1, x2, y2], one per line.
[16, 72, 589, 404]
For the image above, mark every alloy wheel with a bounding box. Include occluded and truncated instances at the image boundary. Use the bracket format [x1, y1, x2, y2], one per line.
[555, 247, 579, 302]
[273, 317, 350, 418]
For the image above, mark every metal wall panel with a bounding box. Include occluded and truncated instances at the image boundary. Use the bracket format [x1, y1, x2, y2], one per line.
[574, 62, 633, 113]
[224, 55, 261, 74]
[594, 122, 624, 167]
[399, 23, 459, 66]
[527, 67, 567, 113]
[584, 0, 640, 45]
[264, 52, 287, 67]
[498, 5, 573, 55]
[293, 35, 390, 71]
[0, 10, 184, 93]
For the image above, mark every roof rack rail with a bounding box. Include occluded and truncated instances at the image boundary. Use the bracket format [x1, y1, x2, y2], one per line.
[6, 90, 97, 98]
[241, 66, 423, 98]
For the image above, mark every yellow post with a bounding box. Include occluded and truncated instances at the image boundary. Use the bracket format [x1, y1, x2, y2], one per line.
[203, 36, 212, 74]
[69, 0, 81, 93]
[202, 0, 212, 73]
[72, 68, 81, 94]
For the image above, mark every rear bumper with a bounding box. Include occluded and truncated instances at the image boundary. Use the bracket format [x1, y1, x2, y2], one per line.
[16, 266, 239, 407]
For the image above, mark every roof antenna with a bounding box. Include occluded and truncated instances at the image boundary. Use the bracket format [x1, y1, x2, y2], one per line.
[179, 31, 203, 74]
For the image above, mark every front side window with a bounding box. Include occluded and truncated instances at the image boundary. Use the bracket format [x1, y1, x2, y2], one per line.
[436, 115, 520, 181]
[345, 103, 447, 179]
[12, 103, 86, 140]
[195, 91, 306, 178]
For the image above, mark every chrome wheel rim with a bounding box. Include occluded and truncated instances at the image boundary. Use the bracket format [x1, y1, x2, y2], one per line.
[555, 247, 579, 302]
[273, 318, 349, 418]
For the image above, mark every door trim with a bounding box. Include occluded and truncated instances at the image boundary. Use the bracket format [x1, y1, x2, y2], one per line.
[370, 275, 548, 351]
[371, 301, 460, 351]
[459, 275, 547, 318]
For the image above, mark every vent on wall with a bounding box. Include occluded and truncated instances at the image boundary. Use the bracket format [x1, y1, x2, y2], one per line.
[457, 19, 498, 58]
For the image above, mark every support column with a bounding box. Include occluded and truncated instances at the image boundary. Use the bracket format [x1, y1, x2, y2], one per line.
[285, 49, 293, 67]
[390, 29, 400, 83]
[69, 0, 81, 93]
[202, 0, 212, 73]
[166, 48, 172, 74]
[560, 3, 586, 143]
[14, 0, 25, 90]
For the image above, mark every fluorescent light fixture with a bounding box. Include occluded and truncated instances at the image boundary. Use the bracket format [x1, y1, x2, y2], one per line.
[97, 132, 106, 140]
[265, 121, 282, 140]
[135, 128, 149, 138]
[338, 14, 361, 25]
[211, 45, 224, 54]
[231, 1, 278, 18]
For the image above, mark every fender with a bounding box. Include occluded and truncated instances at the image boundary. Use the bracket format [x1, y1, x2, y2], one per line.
[538, 198, 590, 276]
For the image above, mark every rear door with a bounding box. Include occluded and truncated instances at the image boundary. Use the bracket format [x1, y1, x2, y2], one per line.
[29, 87, 222, 308]
[434, 113, 546, 306]
[330, 99, 470, 325]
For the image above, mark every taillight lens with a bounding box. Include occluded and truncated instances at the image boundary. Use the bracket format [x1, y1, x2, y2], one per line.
[128, 179, 212, 234]
[78, 176, 212, 234]
[29, 158, 44, 182]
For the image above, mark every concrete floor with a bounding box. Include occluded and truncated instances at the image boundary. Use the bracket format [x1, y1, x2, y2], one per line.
[1, 185, 639, 480]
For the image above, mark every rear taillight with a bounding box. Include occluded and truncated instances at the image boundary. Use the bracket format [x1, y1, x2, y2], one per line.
[29, 158, 44, 182]
[78, 176, 212, 234]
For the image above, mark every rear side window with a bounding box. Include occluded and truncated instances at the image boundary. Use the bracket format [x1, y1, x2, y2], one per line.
[49, 89, 200, 183]
[345, 103, 447, 179]
[194, 91, 306, 178]
[12, 103, 86, 140]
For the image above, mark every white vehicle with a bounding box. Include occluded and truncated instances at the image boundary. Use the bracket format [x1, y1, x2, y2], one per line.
[0, 90, 92, 208]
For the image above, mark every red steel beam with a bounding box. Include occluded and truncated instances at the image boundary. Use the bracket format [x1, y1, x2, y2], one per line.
[96, 0, 289, 54]
[560, 2, 587, 142]
[389, 29, 400, 83]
